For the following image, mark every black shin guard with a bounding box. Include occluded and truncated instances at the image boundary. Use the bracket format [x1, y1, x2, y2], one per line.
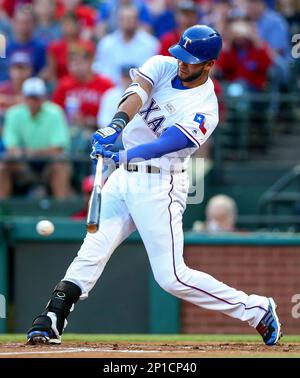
[42, 281, 81, 334]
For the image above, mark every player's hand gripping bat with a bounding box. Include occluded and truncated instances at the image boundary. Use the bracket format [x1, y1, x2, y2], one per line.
[86, 157, 103, 233]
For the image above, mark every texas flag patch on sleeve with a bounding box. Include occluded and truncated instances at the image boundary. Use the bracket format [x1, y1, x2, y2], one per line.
[193, 113, 207, 135]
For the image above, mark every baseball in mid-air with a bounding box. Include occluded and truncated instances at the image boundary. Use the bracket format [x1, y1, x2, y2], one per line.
[36, 220, 55, 236]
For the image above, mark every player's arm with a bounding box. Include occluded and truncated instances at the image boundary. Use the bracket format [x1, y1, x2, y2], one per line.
[118, 75, 152, 120]
[93, 75, 152, 147]
[91, 126, 196, 163]
[118, 126, 195, 163]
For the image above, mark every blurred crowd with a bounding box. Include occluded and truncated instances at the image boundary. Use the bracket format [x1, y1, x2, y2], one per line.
[0, 0, 299, 199]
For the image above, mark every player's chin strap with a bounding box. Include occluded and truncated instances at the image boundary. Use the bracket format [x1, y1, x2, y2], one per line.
[118, 82, 149, 108]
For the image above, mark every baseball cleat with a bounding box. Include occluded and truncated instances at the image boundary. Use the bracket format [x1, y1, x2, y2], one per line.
[27, 330, 61, 345]
[27, 331, 51, 344]
[27, 313, 63, 345]
[256, 298, 282, 346]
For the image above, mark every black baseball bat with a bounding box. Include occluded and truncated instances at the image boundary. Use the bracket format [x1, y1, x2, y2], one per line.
[86, 157, 103, 233]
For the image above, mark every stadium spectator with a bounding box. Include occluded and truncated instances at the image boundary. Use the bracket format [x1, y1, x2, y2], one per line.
[0, 78, 72, 199]
[159, 0, 199, 56]
[216, 20, 273, 91]
[246, 0, 290, 57]
[71, 175, 94, 220]
[147, 0, 177, 38]
[96, 0, 153, 38]
[0, 52, 33, 123]
[245, 0, 291, 94]
[4, 7, 46, 82]
[216, 19, 273, 151]
[1, 0, 32, 18]
[55, 0, 97, 40]
[278, 0, 300, 35]
[33, 0, 62, 46]
[199, 0, 234, 34]
[193, 194, 238, 233]
[97, 64, 133, 127]
[93, 5, 159, 84]
[0, 2, 13, 41]
[47, 12, 95, 83]
[266, 0, 277, 8]
[277, 0, 300, 89]
[52, 42, 114, 130]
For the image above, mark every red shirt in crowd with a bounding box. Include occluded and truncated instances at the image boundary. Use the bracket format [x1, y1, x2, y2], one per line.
[159, 29, 181, 57]
[52, 74, 114, 118]
[216, 42, 273, 91]
[2, 0, 32, 17]
[55, 1, 97, 28]
[47, 39, 95, 79]
[71, 208, 88, 220]
[0, 82, 23, 115]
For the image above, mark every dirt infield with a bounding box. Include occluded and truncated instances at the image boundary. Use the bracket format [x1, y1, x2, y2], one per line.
[1, 341, 300, 358]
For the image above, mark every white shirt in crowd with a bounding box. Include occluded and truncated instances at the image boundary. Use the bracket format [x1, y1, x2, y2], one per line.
[97, 86, 124, 127]
[93, 29, 159, 84]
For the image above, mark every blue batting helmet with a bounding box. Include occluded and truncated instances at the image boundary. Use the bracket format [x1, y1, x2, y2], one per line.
[168, 25, 222, 64]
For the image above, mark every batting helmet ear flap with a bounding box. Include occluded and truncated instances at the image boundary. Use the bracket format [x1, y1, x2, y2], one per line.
[169, 25, 223, 64]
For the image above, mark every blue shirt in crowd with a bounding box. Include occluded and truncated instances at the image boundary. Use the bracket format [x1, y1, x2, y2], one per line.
[257, 9, 290, 59]
[0, 38, 46, 82]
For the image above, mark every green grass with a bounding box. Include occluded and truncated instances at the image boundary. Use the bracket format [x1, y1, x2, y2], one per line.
[1, 334, 300, 344]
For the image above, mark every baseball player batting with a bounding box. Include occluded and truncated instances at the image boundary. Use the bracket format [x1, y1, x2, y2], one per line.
[27, 25, 282, 346]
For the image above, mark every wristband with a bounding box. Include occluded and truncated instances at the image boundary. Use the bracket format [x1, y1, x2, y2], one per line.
[111, 111, 130, 132]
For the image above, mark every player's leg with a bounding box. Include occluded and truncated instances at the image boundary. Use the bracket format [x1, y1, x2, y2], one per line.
[127, 172, 281, 345]
[27, 168, 136, 344]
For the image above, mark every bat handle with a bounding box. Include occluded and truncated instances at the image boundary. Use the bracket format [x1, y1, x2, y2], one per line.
[86, 157, 103, 234]
[94, 157, 103, 187]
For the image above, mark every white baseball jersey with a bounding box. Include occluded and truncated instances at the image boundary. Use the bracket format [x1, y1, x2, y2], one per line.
[122, 55, 219, 170]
